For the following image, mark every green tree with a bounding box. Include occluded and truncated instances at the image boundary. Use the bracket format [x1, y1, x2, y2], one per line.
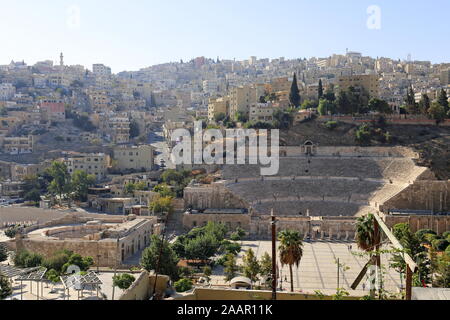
[47, 161, 71, 204]
[149, 196, 174, 215]
[153, 184, 175, 197]
[355, 214, 377, 251]
[183, 233, 220, 260]
[242, 248, 260, 285]
[318, 99, 336, 116]
[13, 250, 43, 268]
[141, 235, 179, 281]
[43, 250, 72, 273]
[124, 182, 137, 195]
[113, 273, 136, 290]
[235, 111, 249, 123]
[24, 189, 41, 203]
[0, 273, 12, 300]
[174, 278, 193, 292]
[323, 85, 336, 102]
[272, 110, 293, 129]
[368, 98, 391, 114]
[214, 112, 226, 123]
[336, 90, 351, 114]
[0, 246, 7, 263]
[129, 120, 140, 138]
[405, 85, 419, 114]
[428, 101, 446, 122]
[418, 94, 431, 115]
[259, 252, 272, 279]
[223, 253, 240, 282]
[278, 230, 303, 292]
[221, 241, 241, 256]
[318, 79, 324, 100]
[301, 99, 318, 110]
[203, 266, 212, 282]
[437, 89, 449, 112]
[433, 254, 450, 287]
[71, 170, 95, 201]
[390, 223, 430, 286]
[355, 123, 372, 145]
[289, 73, 301, 108]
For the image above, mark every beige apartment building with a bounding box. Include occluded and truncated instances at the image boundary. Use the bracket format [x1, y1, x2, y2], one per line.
[64, 153, 109, 181]
[11, 162, 51, 181]
[249, 103, 277, 123]
[208, 96, 230, 121]
[337, 74, 380, 97]
[1, 135, 34, 154]
[113, 145, 155, 172]
[229, 84, 265, 118]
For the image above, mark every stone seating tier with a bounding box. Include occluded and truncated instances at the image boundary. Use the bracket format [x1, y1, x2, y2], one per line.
[221, 157, 420, 183]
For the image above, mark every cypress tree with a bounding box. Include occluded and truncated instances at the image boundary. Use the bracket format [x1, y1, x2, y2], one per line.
[437, 89, 449, 112]
[419, 94, 431, 115]
[289, 73, 301, 108]
[318, 79, 324, 99]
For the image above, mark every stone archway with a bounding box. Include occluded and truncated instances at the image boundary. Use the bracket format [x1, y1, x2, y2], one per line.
[302, 140, 317, 156]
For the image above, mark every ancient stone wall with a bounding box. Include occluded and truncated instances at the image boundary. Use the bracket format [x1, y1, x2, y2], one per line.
[279, 146, 419, 158]
[249, 215, 357, 240]
[16, 237, 119, 267]
[184, 183, 248, 209]
[383, 214, 450, 234]
[182, 213, 250, 231]
[381, 180, 450, 213]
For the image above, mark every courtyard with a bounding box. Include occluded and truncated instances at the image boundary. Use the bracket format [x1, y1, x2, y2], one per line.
[209, 240, 403, 297]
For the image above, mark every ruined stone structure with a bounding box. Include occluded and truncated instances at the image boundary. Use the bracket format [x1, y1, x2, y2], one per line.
[13, 212, 159, 267]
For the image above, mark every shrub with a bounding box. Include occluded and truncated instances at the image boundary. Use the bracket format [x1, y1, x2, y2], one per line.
[13, 250, 43, 268]
[0, 273, 12, 300]
[174, 278, 193, 293]
[113, 273, 136, 290]
[355, 124, 372, 145]
[43, 253, 69, 273]
[445, 245, 450, 256]
[230, 232, 241, 242]
[423, 233, 438, 245]
[443, 231, 450, 241]
[324, 121, 338, 130]
[432, 239, 449, 251]
[46, 269, 61, 284]
[4, 226, 20, 239]
[0, 246, 7, 263]
[416, 229, 437, 243]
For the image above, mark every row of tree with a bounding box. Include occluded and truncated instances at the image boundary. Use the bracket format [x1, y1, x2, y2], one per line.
[22, 161, 96, 204]
[404, 86, 449, 121]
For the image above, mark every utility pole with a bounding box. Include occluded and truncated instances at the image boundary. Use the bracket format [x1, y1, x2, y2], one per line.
[271, 209, 277, 300]
[111, 235, 120, 300]
[152, 225, 166, 300]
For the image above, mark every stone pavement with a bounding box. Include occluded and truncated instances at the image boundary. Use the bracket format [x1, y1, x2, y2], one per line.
[210, 240, 403, 297]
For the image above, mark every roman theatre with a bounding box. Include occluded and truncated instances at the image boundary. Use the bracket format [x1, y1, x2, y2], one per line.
[183, 143, 450, 238]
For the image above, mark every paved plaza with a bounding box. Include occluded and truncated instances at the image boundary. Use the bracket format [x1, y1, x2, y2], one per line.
[210, 240, 403, 296]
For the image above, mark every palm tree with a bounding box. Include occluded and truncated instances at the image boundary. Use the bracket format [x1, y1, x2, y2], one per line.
[355, 213, 379, 297]
[355, 213, 376, 251]
[278, 230, 303, 292]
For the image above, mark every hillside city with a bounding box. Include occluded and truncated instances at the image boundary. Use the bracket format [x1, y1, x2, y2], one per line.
[0, 51, 449, 301]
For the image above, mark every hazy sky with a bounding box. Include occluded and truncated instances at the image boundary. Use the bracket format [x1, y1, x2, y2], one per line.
[0, 0, 448, 72]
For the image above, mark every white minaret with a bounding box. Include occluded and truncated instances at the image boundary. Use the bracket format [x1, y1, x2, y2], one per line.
[60, 52, 64, 67]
